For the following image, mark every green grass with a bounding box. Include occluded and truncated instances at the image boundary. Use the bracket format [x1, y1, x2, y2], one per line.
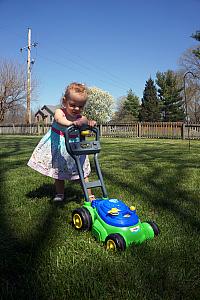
[0, 135, 200, 300]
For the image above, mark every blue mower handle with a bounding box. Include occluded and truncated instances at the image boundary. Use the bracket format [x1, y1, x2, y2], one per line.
[64, 124, 107, 200]
[64, 124, 100, 157]
[65, 124, 99, 139]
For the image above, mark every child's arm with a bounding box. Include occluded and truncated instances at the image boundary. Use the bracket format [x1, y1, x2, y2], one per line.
[54, 109, 96, 127]
[54, 109, 75, 126]
[74, 116, 97, 127]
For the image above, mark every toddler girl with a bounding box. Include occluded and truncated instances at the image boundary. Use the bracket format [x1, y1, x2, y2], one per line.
[28, 82, 96, 201]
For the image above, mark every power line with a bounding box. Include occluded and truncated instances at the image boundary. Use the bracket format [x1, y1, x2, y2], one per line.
[37, 38, 133, 91]
[60, 45, 134, 88]
[1, 26, 134, 95]
[39, 53, 130, 92]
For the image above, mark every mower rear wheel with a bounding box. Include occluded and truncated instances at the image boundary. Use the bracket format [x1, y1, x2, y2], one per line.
[147, 221, 160, 236]
[105, 234, 126, 251]
[72, 208, 92, 231]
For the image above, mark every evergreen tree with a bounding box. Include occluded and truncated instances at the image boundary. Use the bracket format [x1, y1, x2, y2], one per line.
[139, 78, 160, 121]
[111, 96, 136, 123]
[124, 89, 140, 120]
[156, 70, 185, 122]
[191, 30, 200, 59]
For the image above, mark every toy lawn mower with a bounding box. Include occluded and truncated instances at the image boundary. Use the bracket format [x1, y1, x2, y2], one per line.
[64, 125, 160, 251]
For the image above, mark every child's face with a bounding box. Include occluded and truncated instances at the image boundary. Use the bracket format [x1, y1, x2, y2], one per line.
[64, 91, 87, 118]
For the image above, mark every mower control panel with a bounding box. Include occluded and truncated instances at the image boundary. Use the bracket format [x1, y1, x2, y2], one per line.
[70, 140, 101, 155]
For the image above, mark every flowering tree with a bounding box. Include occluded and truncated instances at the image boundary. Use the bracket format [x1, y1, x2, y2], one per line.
[84, 86, 114, 123]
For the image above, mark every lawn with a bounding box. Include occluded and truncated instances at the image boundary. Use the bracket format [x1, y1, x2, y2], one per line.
[0, 135, 200, 300]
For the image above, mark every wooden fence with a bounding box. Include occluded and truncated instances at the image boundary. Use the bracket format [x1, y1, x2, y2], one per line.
[100, 122, 200, 139]
[0, 122, 200, 140]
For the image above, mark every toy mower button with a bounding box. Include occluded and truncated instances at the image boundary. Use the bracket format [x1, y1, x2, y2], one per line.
[130, 206, 136, 211]
[108, 207, 120, 215]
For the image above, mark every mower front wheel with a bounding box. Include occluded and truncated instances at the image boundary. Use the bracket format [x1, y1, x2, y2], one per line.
[105, 234, 126, 251]
[72, 208, 92, 231]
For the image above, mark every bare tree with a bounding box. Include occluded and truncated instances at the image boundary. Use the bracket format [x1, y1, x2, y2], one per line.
[183, 75, 200, 123]
[0, 60, 28, 123]
[2, 103, 26, 124]
[178, 49, 200, 122]
[179, 47, 200, 78]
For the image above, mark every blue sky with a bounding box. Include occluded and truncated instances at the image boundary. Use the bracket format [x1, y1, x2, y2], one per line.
[0, 0, 199, 110]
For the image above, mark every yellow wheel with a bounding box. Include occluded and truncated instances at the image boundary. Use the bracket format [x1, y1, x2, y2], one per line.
[73, 213, 83, 229]
[105, 234, 126, 251]
[106, 239, 117, 251]
[72, 208, 92, 231]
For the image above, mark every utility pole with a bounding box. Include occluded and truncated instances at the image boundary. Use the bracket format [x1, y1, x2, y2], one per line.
[27, 28, 31, 124]
[20, 28, 38, 124]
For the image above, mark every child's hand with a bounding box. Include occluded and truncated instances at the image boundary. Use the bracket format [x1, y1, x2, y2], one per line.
[73, 116, 88, 127]
[73, 117, 97, 127]
[88, 120, 97, 127]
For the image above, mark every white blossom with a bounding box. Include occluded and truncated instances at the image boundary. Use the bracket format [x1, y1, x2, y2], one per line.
[84, 87, 114, 123]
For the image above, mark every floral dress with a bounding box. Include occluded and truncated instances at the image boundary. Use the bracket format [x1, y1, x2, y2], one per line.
[27, 119, 91, 180]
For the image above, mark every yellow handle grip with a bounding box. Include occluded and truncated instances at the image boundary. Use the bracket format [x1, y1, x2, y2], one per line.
[81, 130, 90, 136]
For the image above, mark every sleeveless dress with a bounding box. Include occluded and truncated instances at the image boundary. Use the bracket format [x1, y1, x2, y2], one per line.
[27, 117, 91, 180]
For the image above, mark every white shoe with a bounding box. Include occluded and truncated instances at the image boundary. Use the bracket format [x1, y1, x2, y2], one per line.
[53, 194, 64, 202]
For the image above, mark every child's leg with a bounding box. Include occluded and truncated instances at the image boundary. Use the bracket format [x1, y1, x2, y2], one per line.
[55, 179, 65, 195]
[84, 177, 95, 200]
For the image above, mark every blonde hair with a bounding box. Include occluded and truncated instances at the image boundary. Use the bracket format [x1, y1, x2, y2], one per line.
[64, 82, 88, 100]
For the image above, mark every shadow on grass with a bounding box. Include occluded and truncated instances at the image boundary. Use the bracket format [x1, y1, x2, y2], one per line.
[0, 136, 90, 299]
[102, 139, 200, 228]
[99, 142, 200, 298]
[0, 137, 67, 299]
[102, 158, 200, 233]
[26, 182, 83, 204]
[0, 136, 199, 299]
